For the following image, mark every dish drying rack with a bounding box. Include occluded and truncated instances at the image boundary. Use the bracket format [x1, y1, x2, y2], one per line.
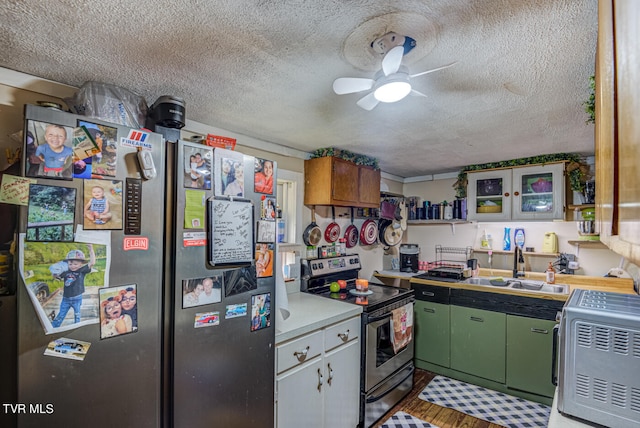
[431, 245, 474, 270]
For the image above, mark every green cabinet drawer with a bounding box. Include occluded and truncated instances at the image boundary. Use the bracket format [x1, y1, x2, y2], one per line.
[414, 301, 450, 368]
[451, 305, 506, 382]
[506, 315, 557, 398]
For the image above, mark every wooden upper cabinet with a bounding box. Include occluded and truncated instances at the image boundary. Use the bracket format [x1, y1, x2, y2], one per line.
[595, 0, 640, 265]
[358, 166, 382, 205]
[304, 157, 381, 208]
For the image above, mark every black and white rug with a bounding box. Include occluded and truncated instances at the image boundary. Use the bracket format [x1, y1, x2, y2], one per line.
[418, 376, 550, 428]
[380, 411, 439, 428]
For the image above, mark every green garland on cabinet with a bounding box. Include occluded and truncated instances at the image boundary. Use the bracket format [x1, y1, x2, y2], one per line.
[583, 75, 595, 124]
[453, 153, 591, 199]
[309, 147, 380, 170]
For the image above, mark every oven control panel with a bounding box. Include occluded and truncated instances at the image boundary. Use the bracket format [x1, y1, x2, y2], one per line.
[304, 255, 361, 277]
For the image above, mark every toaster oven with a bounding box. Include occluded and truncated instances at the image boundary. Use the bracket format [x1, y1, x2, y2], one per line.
[557, 289, 640, 428]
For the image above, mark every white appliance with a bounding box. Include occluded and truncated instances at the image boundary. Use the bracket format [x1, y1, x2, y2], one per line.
[557, 289, 640, 428]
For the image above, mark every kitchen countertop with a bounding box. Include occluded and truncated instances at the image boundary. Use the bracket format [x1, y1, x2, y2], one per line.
[376, 268, 636, 301]
[275, 292, 362, 344]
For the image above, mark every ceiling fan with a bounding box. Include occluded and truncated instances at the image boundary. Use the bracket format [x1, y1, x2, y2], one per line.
[333, 45, 456, 111]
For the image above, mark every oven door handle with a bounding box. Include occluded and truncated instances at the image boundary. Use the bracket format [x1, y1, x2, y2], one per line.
[365, 364, 415, 404]
[367, 313, 392, 323]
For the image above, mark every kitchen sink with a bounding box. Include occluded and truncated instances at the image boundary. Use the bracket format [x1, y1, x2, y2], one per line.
[462, 277, 569, 295]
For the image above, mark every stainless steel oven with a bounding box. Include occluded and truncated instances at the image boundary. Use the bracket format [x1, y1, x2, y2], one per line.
[301, 255, 415, 428]
[362, 295, 415, 428]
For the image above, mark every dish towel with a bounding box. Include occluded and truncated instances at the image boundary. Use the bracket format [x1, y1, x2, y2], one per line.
[390, 302, 413, 354]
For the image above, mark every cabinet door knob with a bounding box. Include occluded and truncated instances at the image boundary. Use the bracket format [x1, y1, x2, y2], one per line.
[337, 330, 350, 342]
[294, 346, 309, 362]
[504, 192, 510, 197]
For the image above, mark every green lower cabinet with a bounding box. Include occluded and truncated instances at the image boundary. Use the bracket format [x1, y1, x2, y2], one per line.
[414, 301, 450, 368]
[450, 305, 506, 383]
[506, 315, 557, 398]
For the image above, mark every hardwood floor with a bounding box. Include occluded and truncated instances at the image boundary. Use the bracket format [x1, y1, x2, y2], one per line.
[371, 368, 506, 428]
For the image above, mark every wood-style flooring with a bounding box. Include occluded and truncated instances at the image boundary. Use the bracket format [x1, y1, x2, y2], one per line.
[371, 368, 506, 428]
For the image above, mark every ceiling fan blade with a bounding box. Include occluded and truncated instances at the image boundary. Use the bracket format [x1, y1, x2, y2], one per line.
[333, 77, 375, 94]
[410, 89, 428, 98]
[382, 46, 404, 76]
[356, 92, 379, 110]
[409, 62, 457, 78]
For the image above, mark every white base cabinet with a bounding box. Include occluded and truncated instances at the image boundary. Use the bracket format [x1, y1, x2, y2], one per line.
[276, 316, 360, 428]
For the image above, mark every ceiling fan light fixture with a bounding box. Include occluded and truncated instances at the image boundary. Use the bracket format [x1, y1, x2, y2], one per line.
[374, 78, 411, 103]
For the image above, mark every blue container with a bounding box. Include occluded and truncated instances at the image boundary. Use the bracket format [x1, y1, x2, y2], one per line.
[503, 227, 511, 251]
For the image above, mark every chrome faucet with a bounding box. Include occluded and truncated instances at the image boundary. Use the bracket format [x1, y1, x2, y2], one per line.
[512, 246, 525, 278]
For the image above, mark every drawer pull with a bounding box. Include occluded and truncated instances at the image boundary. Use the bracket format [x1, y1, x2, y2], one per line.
[293, 346, 310, 362]
[327, 363, 334, 385]
[338, 330, 350, 342]
[422, 291, 435, 297]
[470, 316, 484, 322]
[317, 368, 323, 392]
[531, 328, 549, 334]
[423, 308, 435, 313]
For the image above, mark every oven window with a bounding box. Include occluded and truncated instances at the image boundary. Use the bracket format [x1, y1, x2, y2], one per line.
[376, 321, 395, 367]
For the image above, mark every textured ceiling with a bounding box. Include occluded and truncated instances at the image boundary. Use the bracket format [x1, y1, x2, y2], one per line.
[0, 0, 597, 178]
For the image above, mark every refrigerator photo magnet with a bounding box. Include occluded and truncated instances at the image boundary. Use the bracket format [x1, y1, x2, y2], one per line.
[78, 120, 119, 177]
[213, 148, 244, 197]
[19, 235, 109, 334]
[25, 120, 74, 180]
[223, 265, 257, 297]
[250, 292, 271, 332]
[26, 184, 77, 242]
[194, 311, 220, 328]
[257, 220, 276, 243]
[183, 145, 212, 190]
[260, 196, 276, 220]
[254, 158, 275, 195]
[99, 284, 138, 339]
[256, 243, 274, 278]
[82, 179, 123, 230]
[182, 275, 223, 308]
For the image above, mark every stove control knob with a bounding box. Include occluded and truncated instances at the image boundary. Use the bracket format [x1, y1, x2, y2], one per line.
[318, 262, 324, 269]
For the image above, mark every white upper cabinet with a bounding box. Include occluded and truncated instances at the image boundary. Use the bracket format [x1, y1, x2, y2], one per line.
[467, 163, 565, 221]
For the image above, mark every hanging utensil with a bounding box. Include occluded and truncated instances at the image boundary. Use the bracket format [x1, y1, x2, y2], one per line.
[324, 206, 340, 243]
[359, 218, 378, 246]
[344, 207, 358, 248]
[302, 206, 322, 246]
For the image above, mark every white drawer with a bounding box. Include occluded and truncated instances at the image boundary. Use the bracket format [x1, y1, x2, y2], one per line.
[276, 330, 323, 374]
[324, 316, 360, 352]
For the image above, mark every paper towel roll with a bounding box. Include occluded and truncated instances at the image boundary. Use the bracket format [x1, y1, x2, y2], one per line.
[275, 277, 290, 320]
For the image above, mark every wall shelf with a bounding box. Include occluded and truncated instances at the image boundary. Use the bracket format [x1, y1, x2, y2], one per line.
[473, 248, 559, 257]
[568, 204, 595, 210]
[407, 220, 470, 225]
[567, 240, 607, 249]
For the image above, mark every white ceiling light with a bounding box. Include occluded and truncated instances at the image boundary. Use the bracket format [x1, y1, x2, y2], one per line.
[374, 73, 411, 103]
